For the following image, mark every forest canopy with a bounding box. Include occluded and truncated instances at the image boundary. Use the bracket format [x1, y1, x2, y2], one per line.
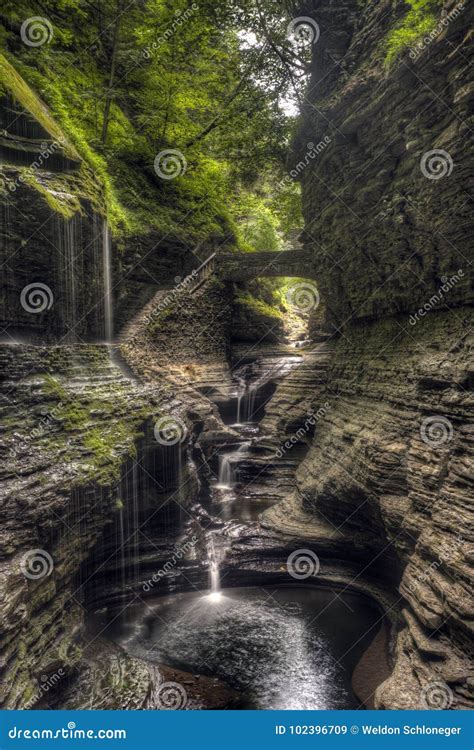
[1, 0, 308, 246]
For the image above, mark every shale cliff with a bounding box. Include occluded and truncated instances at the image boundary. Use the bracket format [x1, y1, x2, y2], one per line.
[264, 0, 473, 709]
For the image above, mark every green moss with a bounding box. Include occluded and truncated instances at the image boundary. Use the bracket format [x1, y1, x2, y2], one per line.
[385, 0, 441, 65]
[236, 290, 284, 321]
[42, 374, 68, 401]
[0, 54, 79, 160]
[2, 52, 235, 241]
[39, 372, 144, 484]
[21, 171, 81, 218]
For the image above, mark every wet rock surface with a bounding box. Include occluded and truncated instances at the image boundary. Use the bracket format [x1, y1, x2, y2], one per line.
[262, 0, 474, 710]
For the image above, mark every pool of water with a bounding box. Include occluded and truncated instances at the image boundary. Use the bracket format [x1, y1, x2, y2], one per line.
[98, 585, 381, 709]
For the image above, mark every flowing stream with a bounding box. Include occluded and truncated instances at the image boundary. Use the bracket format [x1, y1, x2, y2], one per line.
[90, 342, 384, 710]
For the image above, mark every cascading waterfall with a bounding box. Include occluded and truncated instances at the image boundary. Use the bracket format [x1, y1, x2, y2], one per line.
[236, 378, 245, 424]
[207, 537, 221, 601]
[245, 384, 257, 422]
[58, 214, 79, 342]
[217, 453, 233, 489]
[235, 381, 256, 423]
[217, 443, 249, 490]
[102, 221, 113, 342]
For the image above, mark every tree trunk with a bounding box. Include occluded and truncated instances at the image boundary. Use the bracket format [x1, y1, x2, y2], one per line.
[101, 0, 124, 144]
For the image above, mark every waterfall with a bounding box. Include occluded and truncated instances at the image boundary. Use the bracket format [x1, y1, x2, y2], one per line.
[102, 221, 113, 342]
[235, 379, 258, 424]
[236, 378, 245, 424]
[246, 384, 257, 422]
[216, 443, 249, 490]
[207, 537, 221, 601]
[57, 214, 79, 342]
[217, 453, 233, 489]
[210, 560, 220, 595]
[118, 505, 126, 597]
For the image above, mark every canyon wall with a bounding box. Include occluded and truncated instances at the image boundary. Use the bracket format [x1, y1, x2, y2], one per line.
[0, 61, 210, 708]
[265, 0, 473, 708]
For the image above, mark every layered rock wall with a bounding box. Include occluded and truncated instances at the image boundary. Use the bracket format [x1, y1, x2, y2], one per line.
[264, 0, 474, 708]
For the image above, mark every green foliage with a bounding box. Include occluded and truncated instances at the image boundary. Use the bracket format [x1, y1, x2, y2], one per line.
[235, 290, 284, 321]
[231, 188, 282, 253]
[1, 0, 299, 243]
[385, 0, 441, 65]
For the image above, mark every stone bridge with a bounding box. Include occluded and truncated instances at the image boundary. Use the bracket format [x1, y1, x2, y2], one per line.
[214, 250, 315, 281]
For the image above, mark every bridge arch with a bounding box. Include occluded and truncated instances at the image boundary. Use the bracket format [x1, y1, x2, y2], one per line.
[215, 250, 315, 282]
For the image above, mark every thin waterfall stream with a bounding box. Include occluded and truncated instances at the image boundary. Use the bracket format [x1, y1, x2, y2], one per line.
[102, 221, 114, 343]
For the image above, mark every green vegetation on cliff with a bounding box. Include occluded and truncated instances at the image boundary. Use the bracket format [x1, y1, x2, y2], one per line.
[385, 0, 442, 64]
[1, 0, 299, 245]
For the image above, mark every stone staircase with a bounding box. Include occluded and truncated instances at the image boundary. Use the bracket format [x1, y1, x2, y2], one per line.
[118, 253, 216, 344]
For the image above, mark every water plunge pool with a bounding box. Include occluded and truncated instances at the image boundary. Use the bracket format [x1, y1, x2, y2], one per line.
[95, 585, 381, 710]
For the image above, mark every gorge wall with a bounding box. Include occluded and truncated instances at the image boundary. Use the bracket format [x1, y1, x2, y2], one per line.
[0, 60, 221, 708]
[263, 0, 473, 708]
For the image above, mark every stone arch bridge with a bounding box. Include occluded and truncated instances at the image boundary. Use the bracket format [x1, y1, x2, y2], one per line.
[213, 250, 315, 282]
